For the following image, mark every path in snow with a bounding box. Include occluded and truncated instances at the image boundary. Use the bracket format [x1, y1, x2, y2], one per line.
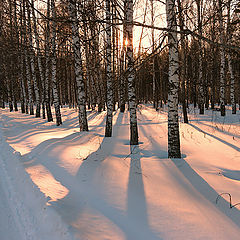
[0, 112, 75, 240]
[0, 169, 21, 240]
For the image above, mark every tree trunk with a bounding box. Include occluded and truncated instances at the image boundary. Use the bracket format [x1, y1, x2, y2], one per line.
[177, 0, 188, 123]
[228, 54, 236, 114]
[197, 0, 204, 115]
[32, 0, 45, 118]
[104, 0, 113, 137]
[125, 0, 138, 145]
[26, 0, 40, 117]
[119, 50, 126, 112]
[51, 0, 62, 126]
[23, 0, 34, 115]
[226, 0, 236, 114]
[218, 0, 226, 116]
[166, 0, 181, 158]
[45, 0, 53, 122]
[151, 0, 157, 110]
[69, 0, 88, 131]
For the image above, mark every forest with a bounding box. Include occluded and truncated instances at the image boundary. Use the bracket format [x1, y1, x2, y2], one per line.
[0, 1, 240, 239]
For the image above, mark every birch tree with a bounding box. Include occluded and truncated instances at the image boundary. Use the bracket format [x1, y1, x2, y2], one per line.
[196, 0, 204, 115]
[119, 1, 128, 113]
[51, 0, 62, 126]
[68, 0, 88, 131]
[105, 0, 114, 137]
[125, 0, 138, 145]
[26, 0, 41, 117]
[7, 0, 14, 112]
[177, 0, 188, 123]
[151, 0, 157, 109]
[218, 0, 226, 116]
[119, 49, 126, 112]
[227, 0, 236, 114]
[23, 0, 34, 115]
[45, 0, 53, 122]
[166, 0, 181, 158]
[31, 0, 45, 118]
[19, 0, 27, 114]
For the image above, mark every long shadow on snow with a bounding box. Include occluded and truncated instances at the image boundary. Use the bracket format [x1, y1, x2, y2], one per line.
[22, 111, 121, 165]
[196, 121, 240, 139]
[189, 123, 240, 152]
[137, 108, 167, 124]
[63, 110, 103, 129]
[127, 145, 161, 240]
[171, 158, 240, 227]
[138, 121, 168, 159]
[48, 112, 134, 237]
[3, 110, 102, 144]
[220, 168, 240, 181]
[22, 115, 106, 162]
[1, 112, 48, 126]
[188, 111, 240, 125]
[47, 112, 160, 239]
[18, 112, 121, 231]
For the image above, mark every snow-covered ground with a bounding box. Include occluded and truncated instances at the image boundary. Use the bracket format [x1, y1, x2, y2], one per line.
[0, 105, 240, 240]
[0, 114, 75, 240]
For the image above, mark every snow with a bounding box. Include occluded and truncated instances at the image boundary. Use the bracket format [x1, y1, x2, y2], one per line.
[0, 105, 240, 240]
[0, 112, 75, 240]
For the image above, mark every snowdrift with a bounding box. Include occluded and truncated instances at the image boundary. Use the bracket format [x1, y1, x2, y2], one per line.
[0, 121, 75, 240]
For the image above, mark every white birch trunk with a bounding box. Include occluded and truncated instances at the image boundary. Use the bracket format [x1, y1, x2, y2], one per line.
[218, 0, 226, 116]
[68, 0, 88, 131]
[105, 0, 113, 137]
[51, 0, 62, 126]
[3, 62, 13, 112]
[228, 54, 236, 114]
[119, 50, 126, 112]
[31, 0, 45, 118]
[20, 54, 26, 113]
[26, 1, 40, 117]
[23, 0, 33, 115]
[197, 0, 204, 114]
[226, 1, 236, 114]
[198, 47, 204, 114]
[25, 53, 34, 115]
[45, 0, 53, 122]
[151, 0, 156, 109]
[119, 2, 128, 113]
[126, 0, 138, 145]
[166, 0, 181, 158]
[177, 0, 188, 123]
